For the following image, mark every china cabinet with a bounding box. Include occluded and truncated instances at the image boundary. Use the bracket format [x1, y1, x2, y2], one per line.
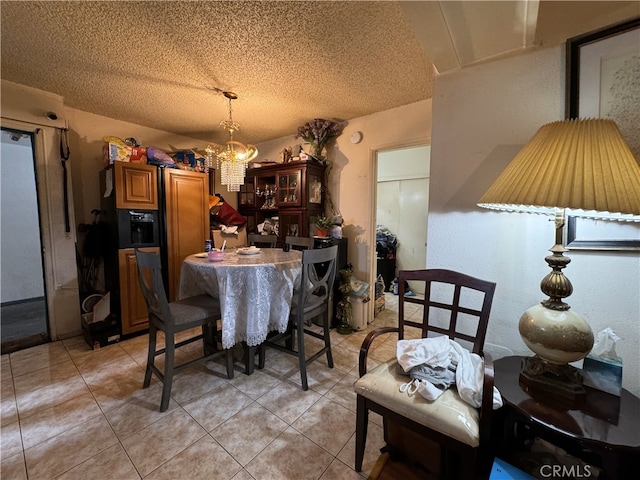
[238, 160, 325, 245]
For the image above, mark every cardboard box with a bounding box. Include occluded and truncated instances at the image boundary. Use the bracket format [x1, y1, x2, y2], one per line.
[374, 295, 385, 317]
[129, 147, 147, 163]
[582, 355, 622, 396]
[81, 315, 120, 349]
[103, 142, 131, 166]
[103, 142, 147, 166]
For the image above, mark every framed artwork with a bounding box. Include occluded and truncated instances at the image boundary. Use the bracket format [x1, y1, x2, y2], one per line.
[565, 17, 640, 251]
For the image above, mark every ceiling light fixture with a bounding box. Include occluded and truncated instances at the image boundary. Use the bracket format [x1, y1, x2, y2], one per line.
[205, 91, 258, 192]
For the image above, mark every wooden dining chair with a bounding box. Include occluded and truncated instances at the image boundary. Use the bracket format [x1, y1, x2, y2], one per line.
[134, 249, 234, 412]
[354, 269, 497, 479]
[264, 245, 338, 390]
[248, 233, 278, 248]
[285, 235, 315, 251]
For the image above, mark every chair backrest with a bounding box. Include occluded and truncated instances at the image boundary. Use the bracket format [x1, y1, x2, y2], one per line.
[398, 269, 496, 355]
[248, 233, 278, 248]
[212, 227, 248, 249]
[134, 249, 172, 326]
[285, 235, 315, 251]
[291, 245, 338, 322]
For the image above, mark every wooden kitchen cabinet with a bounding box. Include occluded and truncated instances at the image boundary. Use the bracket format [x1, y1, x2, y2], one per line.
[114, 161, 158, 209]
[163, 168, 210, 301]
[118, 247, 159, 335]
[238, 160, 326, 245]
[101, 162, 209, 336]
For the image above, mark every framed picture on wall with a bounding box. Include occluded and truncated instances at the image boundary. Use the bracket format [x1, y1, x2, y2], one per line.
[564, 17, 640, 251]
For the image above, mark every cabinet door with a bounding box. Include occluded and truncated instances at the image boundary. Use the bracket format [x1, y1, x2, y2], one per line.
[164, 169, 209, 301]
[308, 172, 323, 205]
[239, 176, 256, 208]
[115, 162, 158, 209]
[255, 174, 278, 210]
[118, 247, 159, 335]
[276, 170, 302, 206]
[278, 210, 304, 244]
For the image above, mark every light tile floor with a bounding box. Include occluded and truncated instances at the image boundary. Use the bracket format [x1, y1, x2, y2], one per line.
[1, 294, 410, 480]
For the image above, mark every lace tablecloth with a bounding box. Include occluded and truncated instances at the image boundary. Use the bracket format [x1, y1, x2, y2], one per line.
[179, 249, 302, 349]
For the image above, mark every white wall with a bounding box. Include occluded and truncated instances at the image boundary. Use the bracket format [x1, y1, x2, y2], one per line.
[1, 138, 44, 302]
[63, 108, 218, 226]
[428, 45, 640, 396]
[377, 145, 430, 182]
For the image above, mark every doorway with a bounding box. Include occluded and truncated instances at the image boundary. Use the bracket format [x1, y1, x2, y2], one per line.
[1, 128, 49, 353]
[375, 144, 430, 295]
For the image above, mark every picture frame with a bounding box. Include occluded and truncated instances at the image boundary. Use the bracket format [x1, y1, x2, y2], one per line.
[564, 17, 640, 251]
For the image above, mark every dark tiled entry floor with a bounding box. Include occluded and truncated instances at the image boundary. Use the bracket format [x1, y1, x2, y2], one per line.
[1, 297, 48, 354]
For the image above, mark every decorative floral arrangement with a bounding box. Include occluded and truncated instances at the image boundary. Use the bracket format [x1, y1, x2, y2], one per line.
[295, 118, 343, 161]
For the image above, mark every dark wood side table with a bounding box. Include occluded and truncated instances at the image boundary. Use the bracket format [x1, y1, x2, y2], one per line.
[493, 356, 640, 480]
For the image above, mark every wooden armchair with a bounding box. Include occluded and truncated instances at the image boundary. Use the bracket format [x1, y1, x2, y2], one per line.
[354, 269, 497, 479]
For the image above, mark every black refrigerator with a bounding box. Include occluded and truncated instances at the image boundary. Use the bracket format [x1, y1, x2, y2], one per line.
[100, 162, 209, 336]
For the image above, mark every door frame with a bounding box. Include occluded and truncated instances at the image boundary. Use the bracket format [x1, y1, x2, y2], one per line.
[1, 127, 50, 349]
[1, 118, 80, 341]
[368, 137, 430, 319]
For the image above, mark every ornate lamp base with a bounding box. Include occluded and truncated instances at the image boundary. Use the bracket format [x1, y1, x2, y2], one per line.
[519, 356, 586, 405]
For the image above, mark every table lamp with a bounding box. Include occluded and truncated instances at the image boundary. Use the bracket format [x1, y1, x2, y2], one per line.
[478, 118, 640, 400]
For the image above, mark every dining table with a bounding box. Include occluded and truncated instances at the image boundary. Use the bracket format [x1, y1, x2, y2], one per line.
[178, 247, 303, 361]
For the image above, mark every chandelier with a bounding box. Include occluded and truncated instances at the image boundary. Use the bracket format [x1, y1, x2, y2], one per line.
[205, 91, 258, 192]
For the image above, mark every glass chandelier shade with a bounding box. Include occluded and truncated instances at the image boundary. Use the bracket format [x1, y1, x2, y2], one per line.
[205, 92, 258, 192]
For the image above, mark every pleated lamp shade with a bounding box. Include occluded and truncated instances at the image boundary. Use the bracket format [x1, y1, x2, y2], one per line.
[478, 118, 640, 221]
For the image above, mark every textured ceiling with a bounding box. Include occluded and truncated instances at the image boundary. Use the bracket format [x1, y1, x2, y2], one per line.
[1, 1, 434, 145]
[2, 1, 639, 146]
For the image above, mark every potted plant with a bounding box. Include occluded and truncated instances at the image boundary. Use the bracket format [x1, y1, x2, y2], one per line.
[315, 215, 333, 238]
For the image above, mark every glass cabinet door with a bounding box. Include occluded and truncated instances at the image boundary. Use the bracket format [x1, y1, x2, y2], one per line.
[277, 170, 301, 206]
[309, 173, 322, 204]
[279, 211, 304, 243]
[255, 175, 277, 210]
[239, 177, 256, 207]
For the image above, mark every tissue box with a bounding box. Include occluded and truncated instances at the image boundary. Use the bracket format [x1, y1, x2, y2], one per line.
[582, 355, 622, 396]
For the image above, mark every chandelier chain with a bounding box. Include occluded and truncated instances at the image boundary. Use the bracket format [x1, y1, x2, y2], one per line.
[204, 90, 257, 192]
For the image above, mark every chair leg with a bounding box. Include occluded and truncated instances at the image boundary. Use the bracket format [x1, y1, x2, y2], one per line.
[225, 349, 235, 379]
[297, 317, 308, 390]
[322, 311, 333, 368]
[257, 343, 266, 369]
[143, 324, 157, 388]
[202, 323, 213, 356]
[458, 449, 478, 480]
[284, 322, 294, 350]
[160, 333, 175, 412]
[355, 395, 369, 472]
